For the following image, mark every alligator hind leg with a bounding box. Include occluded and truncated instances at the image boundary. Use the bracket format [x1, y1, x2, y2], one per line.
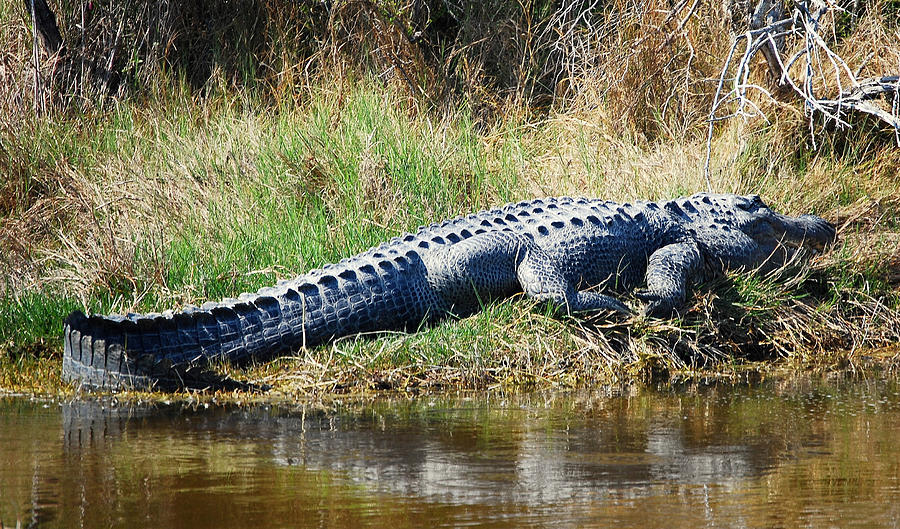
[425, 232, 630, 317]
[516, 245, 631, 316]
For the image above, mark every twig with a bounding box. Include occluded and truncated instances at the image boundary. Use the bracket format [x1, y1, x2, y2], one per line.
[705, 36, 742, 187]
[30, 0, 43, 117]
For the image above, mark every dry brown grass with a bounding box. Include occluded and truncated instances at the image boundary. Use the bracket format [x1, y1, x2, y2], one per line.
[6, 0, 898, 140]
[2, 1, 900, 396]
[572, 0, 732, 140]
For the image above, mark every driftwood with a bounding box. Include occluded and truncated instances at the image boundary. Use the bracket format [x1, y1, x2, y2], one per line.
[706, 0, 900, 181]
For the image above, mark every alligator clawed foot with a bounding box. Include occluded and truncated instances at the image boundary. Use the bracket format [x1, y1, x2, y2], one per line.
[634, 291, 679, 319]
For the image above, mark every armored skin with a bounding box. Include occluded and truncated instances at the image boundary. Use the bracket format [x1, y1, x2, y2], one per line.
[62, 193, 836, 390]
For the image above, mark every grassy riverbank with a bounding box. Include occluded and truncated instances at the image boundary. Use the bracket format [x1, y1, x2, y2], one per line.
[2, 1, 900, 397]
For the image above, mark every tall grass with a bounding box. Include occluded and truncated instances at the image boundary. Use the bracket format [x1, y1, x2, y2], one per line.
[1, 0, 900, 394]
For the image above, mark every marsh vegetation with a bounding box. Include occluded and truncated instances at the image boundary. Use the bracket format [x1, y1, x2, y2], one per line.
[1, 0, 899, 396]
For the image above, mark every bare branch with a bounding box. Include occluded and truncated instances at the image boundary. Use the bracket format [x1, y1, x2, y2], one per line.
[706, 0, 900, 183]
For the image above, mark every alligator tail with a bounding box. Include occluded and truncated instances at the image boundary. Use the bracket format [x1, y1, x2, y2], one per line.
[61, 293, 293, 390]
[61, 250, 435, 391]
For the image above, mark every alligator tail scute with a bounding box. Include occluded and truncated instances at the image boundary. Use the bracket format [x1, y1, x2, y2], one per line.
[62, 296, 288, 390]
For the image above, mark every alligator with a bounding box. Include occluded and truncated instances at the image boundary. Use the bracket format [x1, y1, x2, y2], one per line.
[62, 193, 835, 390]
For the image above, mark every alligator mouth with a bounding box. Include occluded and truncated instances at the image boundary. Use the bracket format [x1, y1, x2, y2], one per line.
[778, 215, 837, 253]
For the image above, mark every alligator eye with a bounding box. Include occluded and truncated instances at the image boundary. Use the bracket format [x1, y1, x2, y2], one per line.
[737, 194, 763, 211]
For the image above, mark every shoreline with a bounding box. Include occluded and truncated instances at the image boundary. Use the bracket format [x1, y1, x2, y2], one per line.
[3, 343, 899, 404]
[2, 2, 899, 401]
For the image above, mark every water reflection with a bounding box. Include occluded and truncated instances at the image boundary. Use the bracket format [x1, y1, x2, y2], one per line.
[2, 378, 900, 528]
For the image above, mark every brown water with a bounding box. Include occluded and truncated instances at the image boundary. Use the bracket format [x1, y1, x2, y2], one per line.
[2, 379, 900, 528]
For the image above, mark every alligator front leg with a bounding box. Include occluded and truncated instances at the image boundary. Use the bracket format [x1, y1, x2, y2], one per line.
[635, 241, 704, 318]
[516, 244, 631, 316]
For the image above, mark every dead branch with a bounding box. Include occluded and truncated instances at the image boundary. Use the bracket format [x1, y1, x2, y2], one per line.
[819, 75, 900, 130]
[706, 0, 900, 182]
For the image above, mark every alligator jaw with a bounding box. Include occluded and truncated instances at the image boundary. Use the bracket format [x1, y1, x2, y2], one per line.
[773, 214, 837, 254]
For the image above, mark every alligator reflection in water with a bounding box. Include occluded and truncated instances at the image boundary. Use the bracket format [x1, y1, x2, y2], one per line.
[60, 395, 776, 505]
[4, 380, 900, 528]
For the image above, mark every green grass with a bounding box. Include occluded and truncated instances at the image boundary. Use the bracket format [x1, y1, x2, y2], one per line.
[3, 74, 900, 397]
[0, 291, 81, 353]
[140, 84, 509, 308]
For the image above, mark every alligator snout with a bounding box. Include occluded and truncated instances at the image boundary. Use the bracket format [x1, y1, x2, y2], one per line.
[783, 214, 837, 252]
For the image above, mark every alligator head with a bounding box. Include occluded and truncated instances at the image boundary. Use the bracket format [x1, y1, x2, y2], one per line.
[728, 193, 836, 253]
[671, 193, 837, 270]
